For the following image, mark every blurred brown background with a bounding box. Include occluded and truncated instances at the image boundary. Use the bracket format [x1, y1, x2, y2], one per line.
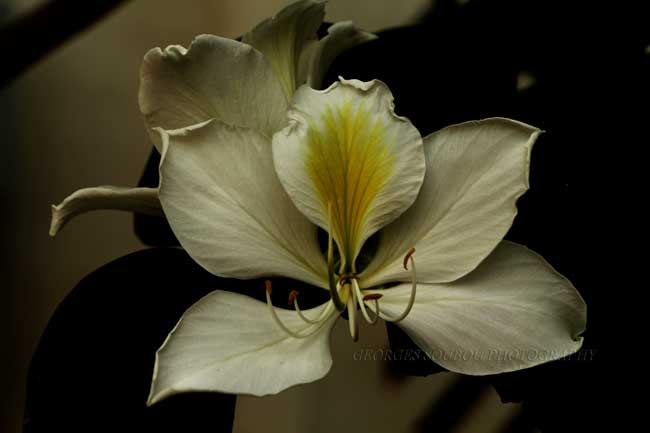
[0, 1, 530, 432]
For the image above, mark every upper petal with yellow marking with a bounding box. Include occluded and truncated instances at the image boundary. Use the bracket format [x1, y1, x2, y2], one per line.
[272, 78, 425, 271]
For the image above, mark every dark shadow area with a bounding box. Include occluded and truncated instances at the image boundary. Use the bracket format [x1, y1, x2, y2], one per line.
[23, 248, 237, 432]
[24, 248, 328, 432]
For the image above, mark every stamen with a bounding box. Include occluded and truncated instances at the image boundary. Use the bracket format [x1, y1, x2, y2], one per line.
[403, 247, 416, 270]
[287, 290, 299, 306]
[345, 281, 359, 341]
[327, 202, 345, 311]
[265, 280, 334, 338]
[353, 279, 379, 325]
[265, 280, 273, 295]
[383, 248, 417, 323]
[289, 290, 322, 325]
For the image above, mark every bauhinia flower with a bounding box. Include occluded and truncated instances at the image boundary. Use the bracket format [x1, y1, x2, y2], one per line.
[50, 0, 586, 405]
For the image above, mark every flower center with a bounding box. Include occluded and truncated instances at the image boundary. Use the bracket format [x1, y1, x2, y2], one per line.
[263, 247, 417, 341]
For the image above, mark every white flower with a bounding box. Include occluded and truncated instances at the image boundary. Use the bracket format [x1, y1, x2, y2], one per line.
[49, 0, 586, 405]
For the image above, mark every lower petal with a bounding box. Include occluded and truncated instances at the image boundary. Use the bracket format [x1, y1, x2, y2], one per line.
[50, 186, 162, 236]
[375, 241, 586, 375]
[148, 291, 337, 403]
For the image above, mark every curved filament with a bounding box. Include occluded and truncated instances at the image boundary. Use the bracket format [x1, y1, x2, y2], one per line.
[265, 280, 334, 338]
[382, 247, 417, 323]
[353, 279, 379, 325]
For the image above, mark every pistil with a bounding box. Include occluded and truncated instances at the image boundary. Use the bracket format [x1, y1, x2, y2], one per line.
[345, 282, 359, 341]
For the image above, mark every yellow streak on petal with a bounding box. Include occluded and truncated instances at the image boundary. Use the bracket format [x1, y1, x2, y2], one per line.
[306, 100, 396, 270]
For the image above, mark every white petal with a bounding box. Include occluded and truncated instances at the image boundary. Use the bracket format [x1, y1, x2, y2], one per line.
[242, 0, 325, 99]
[139, 35, 288, 148]
[375, 241, 586, 375]
[361, 118, 541, 287]
[305, 21, 377, 89]
[158, 120, 328, 288]
[148, 291, 338, 403]
[49, 186, 161, 236]
[273, 78, 425, 270]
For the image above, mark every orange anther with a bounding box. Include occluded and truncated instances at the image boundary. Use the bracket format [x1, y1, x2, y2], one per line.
[288, 290, 299, 306]
[363, 293, 383, 301]
[403, 247, 416, 270]
[265, 280, 273, 294]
